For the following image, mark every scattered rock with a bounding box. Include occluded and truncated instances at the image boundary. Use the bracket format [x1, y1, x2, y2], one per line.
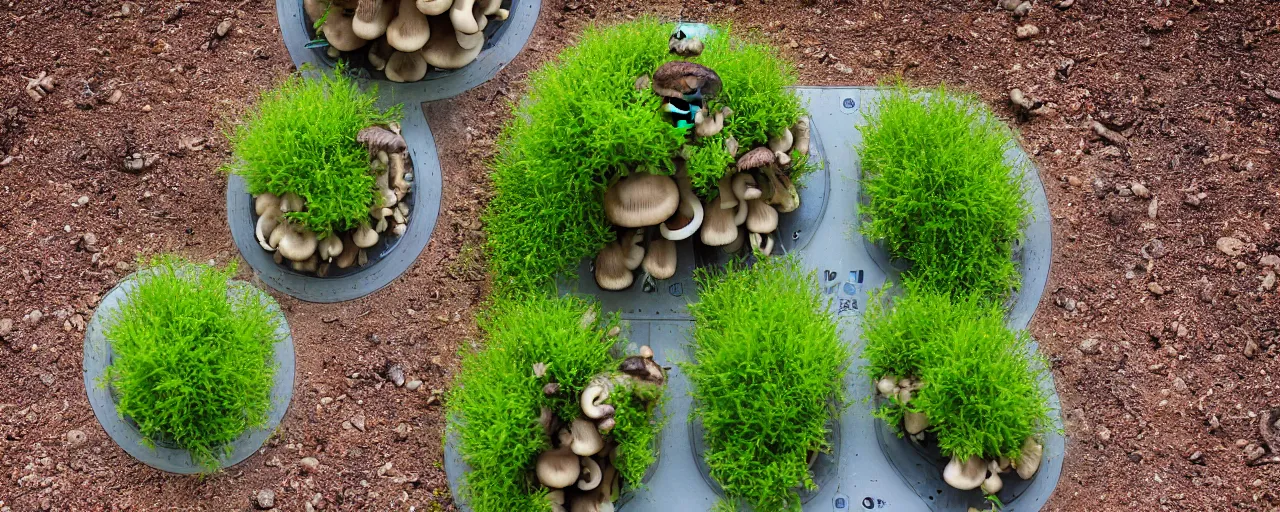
[1172, 377, 1188, 394]
[300, 456, 320, 474]
[1216, 237, 1245, 257]
[1012, 1, 1031, 17]
[1141, 239, 1166, 260]
[394, 422, 411, 441]
[255, 489, 275, 510]
[24, 309, 43, 325]
[1183, 193, 1201, 207]
[215, 19, 234, 38]
[1131, 183, 1151, 198]
[1244, 443, 1265, 462]
[351, 412, 366, 432]
[1266, 89, 1280, 103]
[1260, 254, 1280, 268]
[1091, 121, 1128, 147]
[1189, 450, 1204, 464]
[405, 379, 422, 391]
[1147, 197, 1159, 219]
[1261, 270, 1276, 291]
[1054, 0, 1074, 8]
[1066, 176, 1082, 187]
[122, 153, 159, 173]
[1260, 408, 1279, 452]
[1009, 88, 1045, 116]
[1015, 24, 1041, 40]
[1097, 425, 1112, 442]
[105, 89, 123, 104]
[1079, 338, 1101, 355]
[39, 373, 54, 386]
[384, 363, 405, 387]
[66, 429, 87, 448]
[833, 62, 853, 75]
[1128, 451, 1144, 463]
[1148, 282, 1165, 296]
[0, 318, 12, 337]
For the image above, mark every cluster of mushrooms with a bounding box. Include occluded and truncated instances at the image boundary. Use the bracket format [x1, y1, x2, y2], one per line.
[252, 125, 413, 276]
[874, 375, 1044, 494]
[593, 38, 812, 291]
[535, 345, 666, 512]
[304, 0, 509, 81]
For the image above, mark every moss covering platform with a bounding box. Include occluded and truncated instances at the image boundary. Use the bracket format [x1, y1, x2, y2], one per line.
[444, 86, 1062, 511]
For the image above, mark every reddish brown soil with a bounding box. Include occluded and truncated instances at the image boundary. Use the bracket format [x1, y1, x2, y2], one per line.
[1, 0, 1277, 510]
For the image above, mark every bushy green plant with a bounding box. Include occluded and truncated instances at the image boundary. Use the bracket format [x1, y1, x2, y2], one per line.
[862, 284, 1051, 462]
[446, 295, 663, 512]
[858, 84, 1029, 301]
[685, 256, 850, 511]
[104, 255, 281, 471]
[484, 18, 804, 296]
[225, 66, 401, 237]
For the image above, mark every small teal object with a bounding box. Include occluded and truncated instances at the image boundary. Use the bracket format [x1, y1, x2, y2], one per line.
[662, 103, 690, 115]
[304, 38, 329, 49]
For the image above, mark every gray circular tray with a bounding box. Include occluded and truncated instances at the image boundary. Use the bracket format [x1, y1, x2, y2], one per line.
[83, 271, 295, 474]
[225, 102, 442, 303]
[276, 0, 540, 103]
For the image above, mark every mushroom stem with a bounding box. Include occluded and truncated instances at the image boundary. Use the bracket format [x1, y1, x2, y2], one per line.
[660, 173, 704, 241]
[768, 129, 794, 154]
[942, 455, 987, 491]
[749, 232, 774, 256]
[791, 116, 811, 156]
[622, 229, 644, 271]
[389, 153, 409, 197]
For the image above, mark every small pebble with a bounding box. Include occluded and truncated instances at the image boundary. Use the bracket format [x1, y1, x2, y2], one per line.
[66, 429, 87, 448]
[1015, 24, 1041, 40]
[406, 379, 422, 391]
[1131, 183, 1151, 198]
[1216, 237, 1245, 257]
[394, 422, 411, 441]
[1079, 338, 1100, 354]
[1261, 270, 1276, 291]
[1066, 176, 1082, 187]
[75, 196, 89, 206]
[216, 19, 234, 38]
[1147, 197, 1159, 219]
[1259, 254, 1280, 268]
[300, 456, 320, 474]
[0, 318, 13, 337]
[255, 489, 275, 510]
[1148, 282, 1165, 296]
[351, 412, 366, 432]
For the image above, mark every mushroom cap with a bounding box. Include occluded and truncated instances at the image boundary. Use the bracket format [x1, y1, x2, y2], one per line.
[387, 0, 431, 52]
[357, 126, 408, 154]
[642, 238, 676, 279]
[580, 384, 613, 419]
[749, 232, 774, 256]
[353, 223, 380, 248]
[254, 193, 281, 216]
[335, 233, 360, 268]
[768, 128, 794, 154]
[367, 37, 394, 70]
[416, 0, 452, 15]
[570, 418, 604, 456]
[651, 61, 722, 100]
[321, 11, 368, 52]
[700, 194, 738, 247]
[536, 447, 580, 489]
[352, 0, 396, 40]
[745, 199, 778, 234]
[736, 146, 775, 170]
[875, 375, 899, 396]
[593, 242, 633, 291]
[1015, 437, 1043, 480]
[622, 230, 644, 271]
[722, 226, 746, 253]
[317, 234, 344, 262]
[422, 16, 483, 69]
[904, 411, 929, 435]
[304, 0, 328, 22]
[791, 116, 812, 156]
[942, 455, 987, 490]
[384, 51, 428, 83]
[277, 225, 319, 262]
[280, 192, 305, 213]
[456, 29, 485, 50]
[732, 173, 762, 201]
[981, 472, 1004, 494]
[603, 172, 680, 228]
[449, 0, 480, 34]
[256, 209, 284, 251]
[576, 456, 603, 491]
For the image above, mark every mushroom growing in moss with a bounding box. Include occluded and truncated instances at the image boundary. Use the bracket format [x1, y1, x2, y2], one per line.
[943, 455, 987, 491]
[536, 436, 581, 489]
[352, 0, 396, 40]
[604, 172, 680, 228]
[387, 0, 431, 52]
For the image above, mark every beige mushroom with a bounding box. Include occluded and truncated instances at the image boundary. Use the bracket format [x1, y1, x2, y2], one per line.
[273, 223, 319, 262]
[716, 174, 737, 209]
[876, 375, 899, 396]
[570, 418, 604, 457]
[576, 456, 603, 491]
[981, 470, 1004, 494]
[385, 51, 428, 82]
[749, 232, 774, 256]
[762, 166, 800, 213]
[335, 233, 359, 268]
[353, 222, 380, 248]
[317, 234, 344, 262]
[736, 146, 775, 171]
[791, 116, 811, 156]
[256, 209, 284, 251]
[358, 126, 407, 154]
[536, 444, 580, 489]
[904, 411, 929, 435]
[604, 172, 680, 228]
[279, 192, 305, 213]
[775, 150, 792, 168]
[700, 194, 738, 247]
[352, 0, 396, 40]
[723, 226, 746, 253]
[725, 136, 739, 158]
[480, 0, 501, 16]
[254, 193, 281, 216]
[621, 229, 644, 271]
[943, 455, 987, 490]
[367, 38, 394, 70]
[732, 173, 762, 201]
[304, 0, 329, 22]
[493, 7, 509, 19]
[732, 198, 747, 226]
[745, 199, 778, 234]
[387, 0, 430, 52]
[659, 172, 703, 240]
[422, 16, 483, 69]
[594, 240, 633, 291]
[546, 490, 567, 512]
[449, 0, 481, 34]
[693, 108, 724, 138]
[321, 10, 368, 52]
[767, 128, 793, 154]
[580, 383, 614, 420]
[292, 254, 320, 273]
[416, 0, 452, 15]
[457, 29, 484, 51]
[1015, 437, 1043, 480]
[643, 237, 676, 280]
[372, 207, 394, 232]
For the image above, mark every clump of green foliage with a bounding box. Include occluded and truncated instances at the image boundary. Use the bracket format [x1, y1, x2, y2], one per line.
[485, 17, 804, 296]
[225, 66, 401, 237]
[858, 84, 1029, 301]
[104, 255, 281, 471]
[447, 295, 663, 512]
[685, 256, 850, 511]
[862, 284, 1052, 462]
